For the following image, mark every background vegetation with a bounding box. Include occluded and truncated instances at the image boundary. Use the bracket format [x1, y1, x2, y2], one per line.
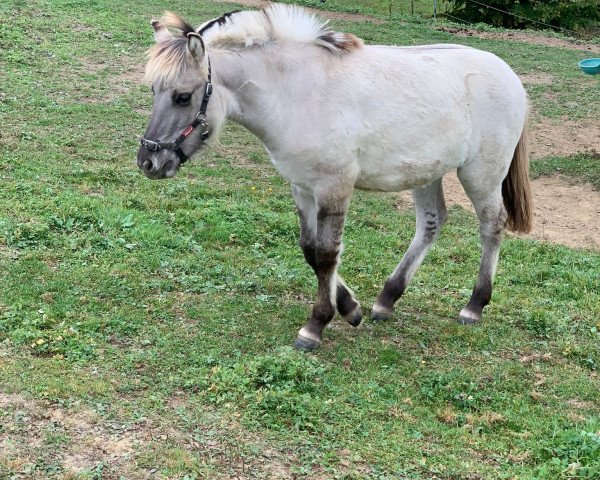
[1, 0, 599, 478]
[445, 0, 600, 33]
[306, 0, 600, 35]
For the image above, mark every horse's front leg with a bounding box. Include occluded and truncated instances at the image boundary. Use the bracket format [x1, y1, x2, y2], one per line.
[292, 186, 362, 327]
[292, 186, 355, 351]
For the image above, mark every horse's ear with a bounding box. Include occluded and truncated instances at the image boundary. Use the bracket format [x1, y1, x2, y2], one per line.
[187, 32, 205, 59]
[151, 19, 172, 43]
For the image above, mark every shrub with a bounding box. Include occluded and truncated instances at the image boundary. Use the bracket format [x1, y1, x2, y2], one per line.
[444, 0, 600, 32]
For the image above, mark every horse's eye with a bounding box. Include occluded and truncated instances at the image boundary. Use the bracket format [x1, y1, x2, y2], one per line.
[176, 92, 192, 105]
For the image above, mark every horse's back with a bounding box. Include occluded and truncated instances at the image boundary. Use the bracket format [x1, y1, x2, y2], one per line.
[338, 44, 527, 192]
[360, 43, 524, 109]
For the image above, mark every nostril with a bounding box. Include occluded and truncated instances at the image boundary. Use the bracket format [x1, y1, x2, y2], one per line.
[142, 160, 154, 172]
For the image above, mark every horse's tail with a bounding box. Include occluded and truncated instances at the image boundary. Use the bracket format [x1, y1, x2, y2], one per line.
[502, 123, 532, 233]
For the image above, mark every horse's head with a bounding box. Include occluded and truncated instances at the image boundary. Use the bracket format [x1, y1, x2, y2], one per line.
[138, 14, 216, 179]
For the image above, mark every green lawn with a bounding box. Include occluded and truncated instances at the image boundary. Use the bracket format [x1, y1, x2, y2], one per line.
[531, 153, 600, 191]
[1, 0, 599, 478]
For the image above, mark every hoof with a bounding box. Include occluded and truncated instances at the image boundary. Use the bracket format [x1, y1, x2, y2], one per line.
[344, 305, 363, 327]
[294, 335, 321, 352]
[457, 308, 481, 325]
[371, 304, 394, 322]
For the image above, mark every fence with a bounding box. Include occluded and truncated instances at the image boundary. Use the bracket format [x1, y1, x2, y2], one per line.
[384, 0, 581, 36]
[383, 0, 445, 17]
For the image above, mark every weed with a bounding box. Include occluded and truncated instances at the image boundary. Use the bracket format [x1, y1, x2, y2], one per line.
[203, 347, 327, 431]
[419, 369, 494, 411]
[535, 428, 600, 479]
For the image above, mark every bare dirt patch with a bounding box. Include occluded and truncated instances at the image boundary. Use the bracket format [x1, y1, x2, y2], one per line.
[436, 26, 600, 54]
[48, 54, 145, 106]
[75, 57, 145, 104]
[0, 391, 299, 479]
[566, 398, 596, 410]
[399, 173, 600, 250]
[0, 392, 148, 479]
[518, 73, 554, 86]
[217, 0, 386, 24]
[529, 118, 600, 159]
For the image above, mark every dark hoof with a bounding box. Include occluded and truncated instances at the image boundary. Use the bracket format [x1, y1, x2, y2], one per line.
[294, 335, 321, 352]
[344, 306, 363, 327]
[371, 304, 394, 322]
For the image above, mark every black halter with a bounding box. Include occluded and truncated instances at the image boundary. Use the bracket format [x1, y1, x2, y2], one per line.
[140, 58, 213, 165]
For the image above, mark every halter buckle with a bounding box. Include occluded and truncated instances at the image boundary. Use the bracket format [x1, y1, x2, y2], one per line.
[195, 112, 208, 125]
[140, 138, 160, 152]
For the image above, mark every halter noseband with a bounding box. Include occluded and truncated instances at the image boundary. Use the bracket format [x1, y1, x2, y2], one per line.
[140, 58, 213, 165]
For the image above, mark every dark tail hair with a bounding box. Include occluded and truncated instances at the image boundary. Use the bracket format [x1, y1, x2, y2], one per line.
[502, 124, 533, 233]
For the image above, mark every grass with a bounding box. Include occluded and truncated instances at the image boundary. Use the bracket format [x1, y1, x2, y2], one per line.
[531, 153, 600, 190]
[1, 0, 599, 478]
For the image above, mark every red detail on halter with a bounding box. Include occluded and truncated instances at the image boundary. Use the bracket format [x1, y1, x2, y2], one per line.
[182, 126, 194, 137]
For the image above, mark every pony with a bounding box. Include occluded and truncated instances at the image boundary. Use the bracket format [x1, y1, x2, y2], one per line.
[137, 3, 532, 351]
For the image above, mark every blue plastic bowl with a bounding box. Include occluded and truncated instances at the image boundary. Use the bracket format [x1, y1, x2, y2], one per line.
[579, 58, 600, 75]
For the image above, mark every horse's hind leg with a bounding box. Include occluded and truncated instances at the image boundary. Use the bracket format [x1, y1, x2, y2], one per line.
[292, 185, 361, 350]
[457, 170, 507, 325]
[373, 178, 447, 320]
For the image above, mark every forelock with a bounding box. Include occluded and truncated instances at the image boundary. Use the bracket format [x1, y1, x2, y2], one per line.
[145, 12, 199, 85]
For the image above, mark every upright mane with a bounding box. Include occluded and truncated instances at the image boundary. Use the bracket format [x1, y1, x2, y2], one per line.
[146, 3, 363, 84]
[198, 3, 363, 53]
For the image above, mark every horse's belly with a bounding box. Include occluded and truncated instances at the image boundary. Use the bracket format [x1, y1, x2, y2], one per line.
[353, 138, 468, 192]
[354, 175, 431, 192]
[354, 164, 449, 192]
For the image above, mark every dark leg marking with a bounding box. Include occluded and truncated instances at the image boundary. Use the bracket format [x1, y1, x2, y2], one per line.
[373, 179, 447, 321]
[458, 279, 492, 325]
[301, 244, 361, 327]
[336, 284, 357, 317]
[373, 272, 409, 321]
[292, 186, 359, 350]
[295, 245, 339, 351]
[457, 188, 507, 326]
[294, 201, 353, 350]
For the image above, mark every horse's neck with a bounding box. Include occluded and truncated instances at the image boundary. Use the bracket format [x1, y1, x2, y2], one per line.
[212, 46, 325, 149]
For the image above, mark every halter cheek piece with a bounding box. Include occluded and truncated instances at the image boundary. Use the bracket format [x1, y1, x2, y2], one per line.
[140, 58, 213, 165]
